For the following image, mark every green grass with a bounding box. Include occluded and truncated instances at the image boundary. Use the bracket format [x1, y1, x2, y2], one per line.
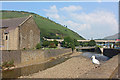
[1, 10, 85, 40]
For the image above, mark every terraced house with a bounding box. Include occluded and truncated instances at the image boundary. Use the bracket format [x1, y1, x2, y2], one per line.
[0, 15, 40, 50]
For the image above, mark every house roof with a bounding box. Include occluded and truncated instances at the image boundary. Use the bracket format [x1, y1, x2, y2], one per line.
[1, 17, 28, 32]
[116, 39, 120, 42]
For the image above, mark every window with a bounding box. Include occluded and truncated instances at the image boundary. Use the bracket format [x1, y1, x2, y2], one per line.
[6, 35, 8, 40]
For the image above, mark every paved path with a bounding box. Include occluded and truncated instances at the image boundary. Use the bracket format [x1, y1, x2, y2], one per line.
[19, 52, 118, 78]
[79, 55, 118, 78]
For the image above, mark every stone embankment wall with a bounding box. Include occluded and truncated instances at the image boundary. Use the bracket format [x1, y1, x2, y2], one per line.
[1, 49, 72, 66]
[2, 50, 21, 65]
[77, 47, 101, 53]
[103, 48, 120, 58]
[44, 49, 71, 59]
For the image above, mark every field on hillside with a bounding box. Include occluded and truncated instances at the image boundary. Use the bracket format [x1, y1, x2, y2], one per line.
[1, 10, 85, 40]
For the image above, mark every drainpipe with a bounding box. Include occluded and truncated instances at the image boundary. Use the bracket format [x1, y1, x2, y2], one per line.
[7, 34, 9, 50]
[18, 26, 20, 50]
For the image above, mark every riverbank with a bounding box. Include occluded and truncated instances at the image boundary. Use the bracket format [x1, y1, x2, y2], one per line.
[19, 52, 95, 78]
[19, 52, 118, 78]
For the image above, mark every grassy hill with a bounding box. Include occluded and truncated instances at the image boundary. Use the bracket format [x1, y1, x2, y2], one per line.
[103, 33, 119, 40]
[1, 10, 85, 40]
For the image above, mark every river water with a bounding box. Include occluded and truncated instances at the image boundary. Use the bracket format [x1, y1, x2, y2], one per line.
[82, 52, 110, 61]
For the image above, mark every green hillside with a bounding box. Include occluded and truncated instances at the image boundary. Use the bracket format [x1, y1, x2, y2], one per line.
[1, 10, 85, 40]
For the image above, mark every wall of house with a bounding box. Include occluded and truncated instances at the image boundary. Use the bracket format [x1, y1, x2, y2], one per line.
[0, 28, 19, 50]
[19, 16, 40, 50]
[8, 28, 19, 50]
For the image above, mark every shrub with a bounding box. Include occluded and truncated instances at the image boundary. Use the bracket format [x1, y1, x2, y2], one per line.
[76, 48, 79, 51]
[88, 40, 96, 46]
[2, 60, 15, 69]
[61, 37, 73, 48]
[96, 45, 103, 48]
[36, 43, 42, 49]
[49, 43, 57, 48]
[42, 41, 50, 47]
[23, 48, 26, 50]
[74, 39, 79, 46]
[2, 61, 8, 67]
[83, 42, 89, 47]
[7, 60, 14, 67]
[64, 36, 73, 43]
[53, 40, 58, 46]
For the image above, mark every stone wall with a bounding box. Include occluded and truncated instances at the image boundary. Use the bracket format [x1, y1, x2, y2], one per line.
[103, 48, 120, 58]
[44, 49, 72, 59]
[19, 16, 40, 50]
[8, 28, 19, 50]
[1, 49, 72, 66]
[1, 27, 19, 50]
[2, 50, 21, 65]
[21, 50, 45, 65]
[21, 49, 71, 65]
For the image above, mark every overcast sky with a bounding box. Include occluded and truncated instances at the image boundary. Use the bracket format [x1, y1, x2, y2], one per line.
[2, 1, 119, 39]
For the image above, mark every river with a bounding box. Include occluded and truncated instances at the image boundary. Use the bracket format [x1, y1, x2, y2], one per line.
[82, 52, 110, 61]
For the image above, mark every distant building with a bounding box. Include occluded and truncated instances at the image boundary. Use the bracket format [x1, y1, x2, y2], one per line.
[116, 39, 120, 42]
[0, 15, 40, 50]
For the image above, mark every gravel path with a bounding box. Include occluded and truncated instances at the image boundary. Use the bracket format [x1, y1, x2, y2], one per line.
[19, 52, 95, 78]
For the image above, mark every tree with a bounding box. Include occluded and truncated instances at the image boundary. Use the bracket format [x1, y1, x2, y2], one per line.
[61, 36, 77, 48]
[88, 40, 96, 46]
[74, 39, 79, 46]
[61, 37, 73, 48]
[83, 42, 89, 47]
[53, 40, 58, 46]
[71, 43, 75, 53]
[42, 41, 50, 47]
[64, 36, 73, 43]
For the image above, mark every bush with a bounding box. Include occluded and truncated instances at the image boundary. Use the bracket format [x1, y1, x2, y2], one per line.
[74, 39, 79, 46]
[61, 37, 73, 48]
[49, 43, 57, 48]
[23, 48, 26, 50]
[53, 40, 58, 46]
[88, 40, 96, 46]
[96, 45, 103, 48]
[7, 60, 14, 67]
[36, 43, 42, 49]
[42, 41, 50, 47]
[76, 48, 79, 51]
[64, 36, 73, 43]
[2, 61, 8, 67]
[2, 60, 15, 69]
[83, 42, 89, 47]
